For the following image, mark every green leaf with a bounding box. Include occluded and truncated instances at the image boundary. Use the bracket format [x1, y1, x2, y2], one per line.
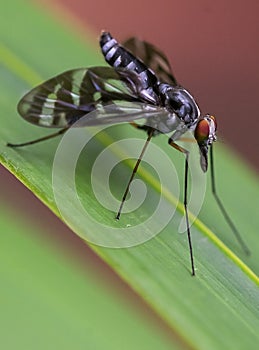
[0, 203, 176, 350]
[1, 1, 259, 349]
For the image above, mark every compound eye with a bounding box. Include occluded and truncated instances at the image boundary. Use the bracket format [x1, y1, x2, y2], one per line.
[194, 119, 210, 144]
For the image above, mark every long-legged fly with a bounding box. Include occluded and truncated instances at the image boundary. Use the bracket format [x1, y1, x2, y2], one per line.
[7, 31, 249, 275]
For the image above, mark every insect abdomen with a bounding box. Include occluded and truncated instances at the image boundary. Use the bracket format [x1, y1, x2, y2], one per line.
[100, 32, 157, 90]
[100, 32, 159, 105]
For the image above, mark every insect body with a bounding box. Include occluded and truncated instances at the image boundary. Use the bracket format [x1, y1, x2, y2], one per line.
[8, 32, 249, 275]
[101, 32, 200, 125]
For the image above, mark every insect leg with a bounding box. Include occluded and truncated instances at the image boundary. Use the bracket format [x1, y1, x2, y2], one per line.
[129, 122, 149, 131]
[7, 127, 69, 148]
[168, 137, 195, 276]
[116, 129, 154, 220]
[209, 145, 250, 255]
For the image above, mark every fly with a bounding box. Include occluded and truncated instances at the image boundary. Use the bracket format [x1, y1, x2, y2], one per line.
[7, 31, 250, 275]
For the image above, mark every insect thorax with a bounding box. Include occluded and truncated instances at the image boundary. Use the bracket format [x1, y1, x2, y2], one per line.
[158, 83, 200, 127]
[144, 112, 181, 135]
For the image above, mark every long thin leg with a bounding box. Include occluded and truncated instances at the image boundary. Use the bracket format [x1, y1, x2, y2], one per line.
[169, 138, 195, 276]
[116, 129, 154, 220]
[210, 145, 250, 255]
[7, 127, 69, 148]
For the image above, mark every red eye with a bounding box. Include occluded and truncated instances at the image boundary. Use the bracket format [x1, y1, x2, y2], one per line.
[194, 119, 210, 144]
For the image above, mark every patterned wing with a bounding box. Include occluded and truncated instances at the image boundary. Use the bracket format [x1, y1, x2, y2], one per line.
[123, 37, 178, 85]
[17, 66, 165, 128]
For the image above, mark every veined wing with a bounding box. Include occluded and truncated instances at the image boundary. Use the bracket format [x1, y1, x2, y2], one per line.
[17, 66, 163, 128]
[78, 101, 167, 127]
[123, 37, 178, 85]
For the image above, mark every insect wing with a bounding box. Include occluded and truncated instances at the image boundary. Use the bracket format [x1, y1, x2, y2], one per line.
[79, 101, 167, 127]
[18, 69, 87, 128]
[17, 67, 157, 128]
[123, 37, 178, 85]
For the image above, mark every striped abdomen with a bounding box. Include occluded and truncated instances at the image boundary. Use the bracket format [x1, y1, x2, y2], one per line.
[100, 32, 159, 104]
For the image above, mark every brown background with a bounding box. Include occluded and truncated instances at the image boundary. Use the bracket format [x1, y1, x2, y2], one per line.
[1, 0, 258, 342]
